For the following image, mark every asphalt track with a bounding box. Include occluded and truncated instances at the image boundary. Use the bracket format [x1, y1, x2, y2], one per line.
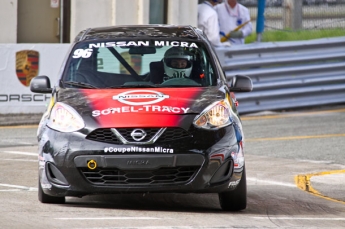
[241, 106, 345, 204]
[0, 105, 344, 228]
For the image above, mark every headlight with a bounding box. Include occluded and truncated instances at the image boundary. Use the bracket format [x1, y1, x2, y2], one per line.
[194, 101, 232, 129]
[47, 102, 85, 132]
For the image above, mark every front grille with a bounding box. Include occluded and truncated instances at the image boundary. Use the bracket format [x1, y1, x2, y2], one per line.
[80, 166, 199, 185]
[116, 128, 161, 142]
[156, 128, 191, 142]
[86, 128, 122, 144]
[86, 127, 191, 144]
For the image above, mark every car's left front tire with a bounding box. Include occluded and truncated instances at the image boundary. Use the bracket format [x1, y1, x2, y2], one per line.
[38, 181, 65, 204]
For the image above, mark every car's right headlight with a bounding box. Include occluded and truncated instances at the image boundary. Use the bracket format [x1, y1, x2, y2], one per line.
[47, 102, 84, 132]
[193, 101, 232, 130]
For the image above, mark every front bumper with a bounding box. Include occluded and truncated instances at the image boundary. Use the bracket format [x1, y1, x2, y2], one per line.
[38, 124, 244, 197]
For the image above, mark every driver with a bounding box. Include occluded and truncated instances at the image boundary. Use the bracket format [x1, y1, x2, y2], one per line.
[163, 47, 193, 81]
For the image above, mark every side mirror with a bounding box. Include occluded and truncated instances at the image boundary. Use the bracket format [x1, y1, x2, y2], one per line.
[30, 75, 53, 93]
[228, 75, 253, 92]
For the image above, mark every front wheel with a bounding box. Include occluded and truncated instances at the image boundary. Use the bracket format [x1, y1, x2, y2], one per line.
[38, 181, 65, 204]
[218, 166, 247, 211]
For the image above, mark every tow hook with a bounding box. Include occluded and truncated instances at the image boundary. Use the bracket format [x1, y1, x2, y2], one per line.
[87, 159, 97, 170]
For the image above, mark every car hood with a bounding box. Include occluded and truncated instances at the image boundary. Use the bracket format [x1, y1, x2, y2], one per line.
[57, 87, 227, 128]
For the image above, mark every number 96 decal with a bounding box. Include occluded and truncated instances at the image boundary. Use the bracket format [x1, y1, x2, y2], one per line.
[73, 49, 93, 58]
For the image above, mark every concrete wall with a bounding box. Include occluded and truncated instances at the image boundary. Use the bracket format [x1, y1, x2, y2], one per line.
[167, 0, 198, 26]
[0, 0, 18, 43]
[70, 0, 115, 39]
[70, 0, 197, 41]
[113, 0, 150, 25]
[0, 0, 198, 43]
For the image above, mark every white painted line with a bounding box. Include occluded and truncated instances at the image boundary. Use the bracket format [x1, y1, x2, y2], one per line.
[56, 217, 163, 220]
[0, 183, 37, 191]
[0, 188, 37, 192]
[247, 177, 296, 188]
[73, 227, 234, 229]
[0, 140, 35, 145]
[1, 151, 37, 156]
[3, 159, 37, 162]
[253, 217, 345, 221]
[297, 159, 334, 164]
[0, 183, 32, 189]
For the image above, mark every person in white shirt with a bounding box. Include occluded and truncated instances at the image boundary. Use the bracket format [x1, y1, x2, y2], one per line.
[215, 0, 253, 45]
[198, 0, 230, 47]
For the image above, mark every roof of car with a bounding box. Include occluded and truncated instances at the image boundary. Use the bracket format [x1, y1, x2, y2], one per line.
[74, 24, 204, 42]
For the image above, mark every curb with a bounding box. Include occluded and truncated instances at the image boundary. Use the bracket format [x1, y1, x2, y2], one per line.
[295, 170, 345, 204]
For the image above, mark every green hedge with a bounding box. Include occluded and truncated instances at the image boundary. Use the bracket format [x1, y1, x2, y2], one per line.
[245, 29, 345, 43]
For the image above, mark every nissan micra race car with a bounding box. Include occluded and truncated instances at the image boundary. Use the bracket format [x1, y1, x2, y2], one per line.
[30, 25, 252, 211]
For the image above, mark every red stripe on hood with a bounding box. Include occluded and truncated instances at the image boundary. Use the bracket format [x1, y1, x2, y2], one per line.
[82, 88, 204, 128]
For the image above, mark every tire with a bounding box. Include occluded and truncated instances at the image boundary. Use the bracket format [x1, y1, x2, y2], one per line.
[38, 181, 65, 204]
[218, 166, 247, 211]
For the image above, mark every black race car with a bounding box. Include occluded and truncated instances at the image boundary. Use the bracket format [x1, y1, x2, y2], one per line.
[30, 25, 252, 211]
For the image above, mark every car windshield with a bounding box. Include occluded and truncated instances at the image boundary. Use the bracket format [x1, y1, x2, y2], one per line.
[62, 39, 217, 88]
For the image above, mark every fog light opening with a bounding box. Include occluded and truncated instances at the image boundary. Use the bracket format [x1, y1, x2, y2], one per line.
[46, 162, 69, 186]
[223, 161, 232, 177]
[87, 160, 97, 170]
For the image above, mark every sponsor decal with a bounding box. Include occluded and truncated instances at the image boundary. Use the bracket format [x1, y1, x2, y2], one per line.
[92, 105, 189, 117]
[41, 184, 52, 189]
[0, 94, 51, 102]
[104, 146, 174, 154]
[113, 90, 169, 106]
[91, 89, 190, 117]
[77, 41, 198, 59]
[72, 49, 93, 58]
[228, 179, 240, 188]
[82, 88, 204, 127]
[88, 41, 198, 48]
[15, 50, 39, 87]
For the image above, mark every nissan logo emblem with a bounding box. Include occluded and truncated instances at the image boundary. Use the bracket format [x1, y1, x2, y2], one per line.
[130, 129, 147, 141]
[113, 90, 169, 106]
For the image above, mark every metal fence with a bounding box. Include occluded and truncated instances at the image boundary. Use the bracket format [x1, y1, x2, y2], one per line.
[245, 0, 345, 41]
[215, 36, 345, 114]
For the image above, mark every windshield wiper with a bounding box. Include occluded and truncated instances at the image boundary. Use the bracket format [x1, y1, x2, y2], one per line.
[160, 85, 202, 88]
[106, 84, 158, 89]
[63, 81, 99, 89]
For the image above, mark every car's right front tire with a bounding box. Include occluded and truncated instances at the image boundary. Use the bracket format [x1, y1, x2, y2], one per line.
[218, 166, 247, 211]
[38, 181, 65, 204]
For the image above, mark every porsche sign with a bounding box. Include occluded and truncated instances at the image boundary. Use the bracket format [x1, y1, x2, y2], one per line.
[15, 50, 39, 87]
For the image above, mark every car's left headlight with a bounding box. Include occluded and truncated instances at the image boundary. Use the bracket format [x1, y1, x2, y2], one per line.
[193, 101, 232, 130]
[47, 102, 85, 132]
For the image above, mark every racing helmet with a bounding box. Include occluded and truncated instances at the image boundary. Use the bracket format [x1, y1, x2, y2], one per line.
[163, 47, 193, 81]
